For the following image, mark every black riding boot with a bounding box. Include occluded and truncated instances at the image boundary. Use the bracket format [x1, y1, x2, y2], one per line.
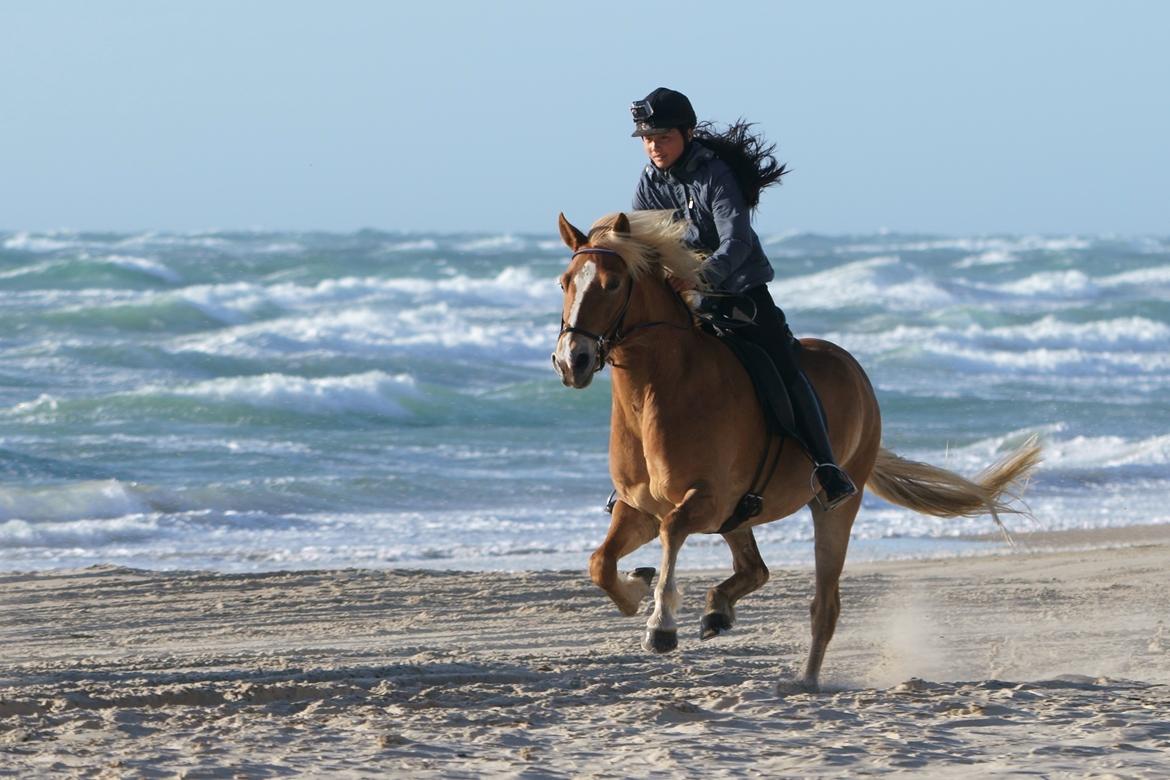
[787, 369, 858, 510]
[740, 286, 858, 510]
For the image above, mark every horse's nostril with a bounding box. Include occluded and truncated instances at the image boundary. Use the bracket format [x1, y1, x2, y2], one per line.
[572, 353, 591, 373]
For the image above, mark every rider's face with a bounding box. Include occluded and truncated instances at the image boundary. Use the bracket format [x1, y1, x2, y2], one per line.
[641, 129, 689, 170]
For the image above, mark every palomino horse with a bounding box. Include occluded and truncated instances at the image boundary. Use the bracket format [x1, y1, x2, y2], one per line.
[552, 210, 1041, 691]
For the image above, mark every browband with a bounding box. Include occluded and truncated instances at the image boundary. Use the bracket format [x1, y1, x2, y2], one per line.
[571, 247, 623, 259]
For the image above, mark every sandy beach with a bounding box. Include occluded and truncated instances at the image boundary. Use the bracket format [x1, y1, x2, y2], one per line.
[2, 526, 1168, 778]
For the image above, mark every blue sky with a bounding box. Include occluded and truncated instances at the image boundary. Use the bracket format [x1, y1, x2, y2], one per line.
[3, 1, 1167, 235]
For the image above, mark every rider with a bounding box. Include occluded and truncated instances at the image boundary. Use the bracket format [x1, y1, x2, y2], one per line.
[628, 86, 857, 510]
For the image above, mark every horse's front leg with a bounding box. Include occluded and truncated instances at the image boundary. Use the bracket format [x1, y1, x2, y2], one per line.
[644, 483, 719, 653]
[589, 501, 659, 616]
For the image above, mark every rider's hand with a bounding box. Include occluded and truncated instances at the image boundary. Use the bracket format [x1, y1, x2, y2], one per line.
[667, 276, 697, 293]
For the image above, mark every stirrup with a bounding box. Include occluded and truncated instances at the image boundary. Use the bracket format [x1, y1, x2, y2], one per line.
[604, 489, 619, 514]
[810, 463, 857, 511]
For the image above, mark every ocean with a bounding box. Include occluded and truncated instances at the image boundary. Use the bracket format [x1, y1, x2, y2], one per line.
[1, 228, 1167, 573]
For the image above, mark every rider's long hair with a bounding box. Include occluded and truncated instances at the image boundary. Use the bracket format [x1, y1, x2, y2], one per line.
[693, 119, 788, 210]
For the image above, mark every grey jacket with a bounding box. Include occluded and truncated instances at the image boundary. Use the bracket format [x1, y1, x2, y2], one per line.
[632, 140, 774, 293]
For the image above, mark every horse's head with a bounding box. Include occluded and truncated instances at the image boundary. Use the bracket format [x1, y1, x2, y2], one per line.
[552, 212, 635, 388]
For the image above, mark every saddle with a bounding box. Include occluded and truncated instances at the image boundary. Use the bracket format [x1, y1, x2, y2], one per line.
[712, 332, 800, 441]
[693, 297, 808, 450]
[695, 298, 820, 534]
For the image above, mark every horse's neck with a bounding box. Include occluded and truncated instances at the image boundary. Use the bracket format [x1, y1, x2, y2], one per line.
[609, 279, 698, 412]
[627, 278, 686, 333]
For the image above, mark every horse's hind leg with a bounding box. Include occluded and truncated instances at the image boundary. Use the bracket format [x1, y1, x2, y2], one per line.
[701, 526, 769, 640]
[589, 501, 658, 616]
[802, 493, 862, 691]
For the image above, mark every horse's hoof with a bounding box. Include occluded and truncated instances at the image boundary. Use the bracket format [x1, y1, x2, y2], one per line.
[631, 567, 656, 586]
[700, 612, 733, 640]
[776, 677, 820, 696]
[642, 629, 678, 654]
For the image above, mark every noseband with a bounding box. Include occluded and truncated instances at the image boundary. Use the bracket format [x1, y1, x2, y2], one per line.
[559, 248, 635, 373]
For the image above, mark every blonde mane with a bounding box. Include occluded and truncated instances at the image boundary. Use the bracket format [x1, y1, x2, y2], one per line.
[587, 211, 708, 289]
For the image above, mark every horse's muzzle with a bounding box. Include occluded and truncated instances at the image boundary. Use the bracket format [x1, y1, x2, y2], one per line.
[552, 334, 598, 388]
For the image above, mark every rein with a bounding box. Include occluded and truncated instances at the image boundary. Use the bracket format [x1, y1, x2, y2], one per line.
[559, 247, 692, 373]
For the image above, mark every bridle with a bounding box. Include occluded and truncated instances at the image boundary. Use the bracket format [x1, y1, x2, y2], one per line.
[558, 246, 691, 374]
[558, 248, 633, 373]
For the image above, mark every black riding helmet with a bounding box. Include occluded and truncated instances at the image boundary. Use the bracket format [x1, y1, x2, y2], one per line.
[630, 87, 697, 137]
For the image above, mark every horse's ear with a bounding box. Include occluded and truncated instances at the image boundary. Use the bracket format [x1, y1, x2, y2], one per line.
[558, 212, 587, 251]
[612, 212, 631, 235]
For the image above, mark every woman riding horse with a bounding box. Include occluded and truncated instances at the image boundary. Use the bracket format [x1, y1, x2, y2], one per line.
[554, 208, 1039, 689]
[552, 87, 1039, 688]
[627, 86, 856, 509]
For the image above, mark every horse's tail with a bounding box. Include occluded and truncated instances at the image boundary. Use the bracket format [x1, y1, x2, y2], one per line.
[866, 436, 1041, 529]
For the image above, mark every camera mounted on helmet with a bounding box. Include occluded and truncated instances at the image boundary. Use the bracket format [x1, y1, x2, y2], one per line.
[630, 87, 697, 137]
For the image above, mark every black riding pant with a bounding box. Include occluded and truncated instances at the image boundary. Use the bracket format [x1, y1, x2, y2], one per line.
[737, 285, 802, 384]
[734, 285, 838, 467]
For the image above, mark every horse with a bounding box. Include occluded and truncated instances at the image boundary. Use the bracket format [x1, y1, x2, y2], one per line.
[552, 209, 1041, 691]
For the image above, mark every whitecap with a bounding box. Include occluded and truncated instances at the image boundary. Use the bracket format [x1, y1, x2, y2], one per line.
[917, 342, 1170, 373]
[0, 515, 164, 548]
[100, 254, 183, 283]
[7, 394, 60, 416]
[817, 324, 940, 355]
[454, 235, 526, 252]
[2, 232, 80, 253]
[381, 239, 438, 253]
[980, 316, 1170, 348]
[776, 256, 953, 311]
[0, 252, 180, 284]
[171, 300, 559, 359]
[954, 249, 1019, 268]
[832, 235, 1091, 256]
[373, 266, 556, 304]
[0, 479, 150, 522]
[155, 371, 421, 418]
[1100, 265, 1170, 289]
[1043, 433, 1170, 470]
[0, 259, 65, 280]
[114, 232, 230, 250]
[760, 229, 806, 245]
[256, 242, 306, 254]
[256, 268, 554, 307]
[177, 282, 276, 324]
[1024, 236, 1093, 252]
[992, 269, 1096, 297]
[830, 316, 1170, 363]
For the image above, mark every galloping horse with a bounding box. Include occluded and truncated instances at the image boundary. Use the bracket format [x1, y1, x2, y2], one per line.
[552, 210, 1041, 691]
